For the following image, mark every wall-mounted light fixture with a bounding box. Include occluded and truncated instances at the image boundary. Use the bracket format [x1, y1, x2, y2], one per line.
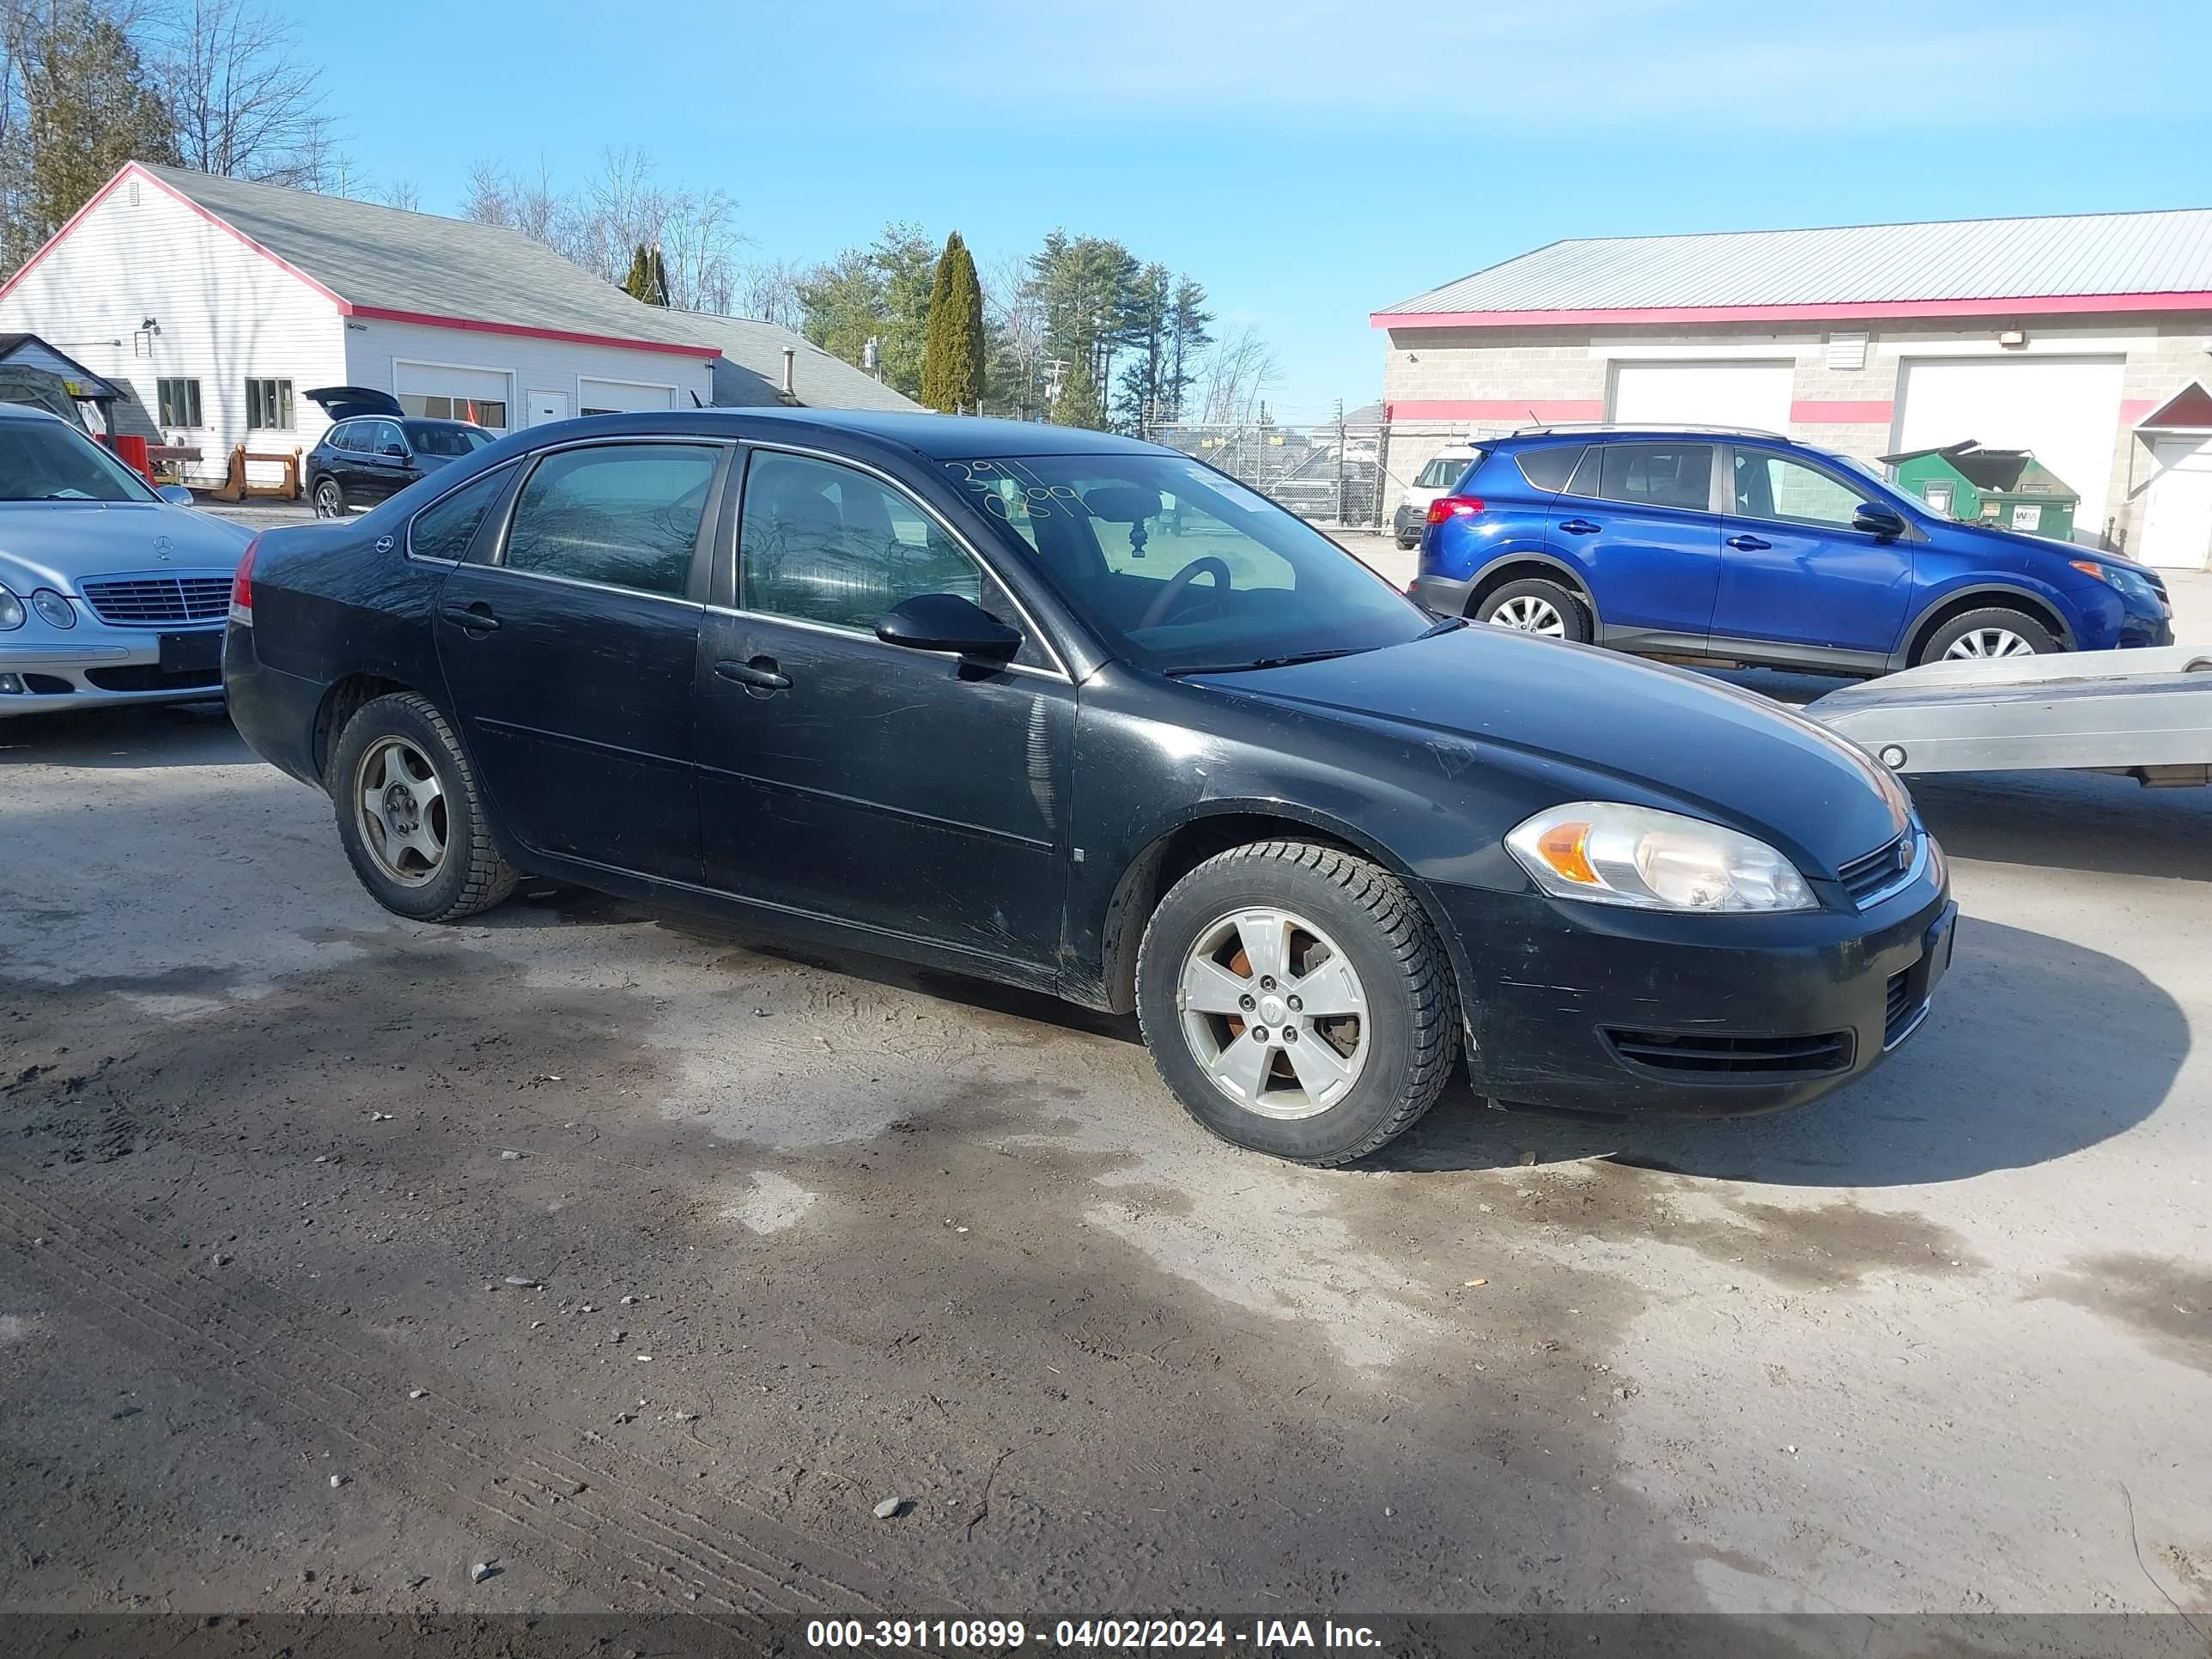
[1996, 329, 2027, 349]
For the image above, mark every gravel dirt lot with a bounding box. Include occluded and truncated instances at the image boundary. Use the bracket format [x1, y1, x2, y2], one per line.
[3, 565, 2209, 1647]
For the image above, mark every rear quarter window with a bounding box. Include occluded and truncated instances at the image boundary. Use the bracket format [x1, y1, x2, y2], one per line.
[1515, 445, 1584, 492]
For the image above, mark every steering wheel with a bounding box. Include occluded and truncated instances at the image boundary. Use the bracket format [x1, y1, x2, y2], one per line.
[1137, 556, 1234, 631]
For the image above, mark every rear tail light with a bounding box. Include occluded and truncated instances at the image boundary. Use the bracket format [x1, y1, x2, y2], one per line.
[229, 536, 258, 625]
[1425, 495, 1483, 525]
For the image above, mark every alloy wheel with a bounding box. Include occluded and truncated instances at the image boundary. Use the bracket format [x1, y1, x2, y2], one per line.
[315, 481, 342, 518]
[1487, 594, 1565, 636]
[1944, 627, 2036, 660]
[355, 736, 448, 886]
[1176, 907, 1370, 1120]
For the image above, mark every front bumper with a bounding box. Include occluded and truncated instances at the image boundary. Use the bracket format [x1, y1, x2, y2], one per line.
[0, 624, 225, 715]
[1432, 870, 1955, 1117]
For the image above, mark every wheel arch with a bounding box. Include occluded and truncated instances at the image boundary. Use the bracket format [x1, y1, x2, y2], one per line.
[1093, 802, 1472, 1022]
[311, 671, 427, 786]
[1895, 582, 2075, 670]
[1465, 553, 1601, 628]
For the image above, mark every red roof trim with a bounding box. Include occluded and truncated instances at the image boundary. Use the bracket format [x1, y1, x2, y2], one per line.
[1384, 398, 1605, 422]
[349, 306, 720, 359]
[1372, 291, 2212, 329]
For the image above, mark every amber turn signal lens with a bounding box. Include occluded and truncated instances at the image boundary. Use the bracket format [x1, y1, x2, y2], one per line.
[1535, 819, 1597, 884]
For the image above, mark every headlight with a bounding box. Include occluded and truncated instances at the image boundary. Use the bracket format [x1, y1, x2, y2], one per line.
[1506, 801, 1814, 913]
[30, 587, 74, 629]
[0, 585, 22, 631]
[2070, 559, 2167, 611]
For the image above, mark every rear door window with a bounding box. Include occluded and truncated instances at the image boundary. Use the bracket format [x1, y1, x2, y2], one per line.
[1593, 442, 1715, 512]
[501, 443, 719, 599]
[1515, 445, 1584, 492]
[328, 421, 360, 453]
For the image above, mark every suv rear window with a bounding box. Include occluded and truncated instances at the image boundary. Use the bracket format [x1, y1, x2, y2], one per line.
[1515, 445, 1583, 492]
[1589, 442, 1714, 512]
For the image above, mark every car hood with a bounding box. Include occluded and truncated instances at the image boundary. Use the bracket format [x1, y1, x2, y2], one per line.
[0, 501, 256, 592]
[1193, 626, 1910, 874]
[1932, 516, 2161, 577]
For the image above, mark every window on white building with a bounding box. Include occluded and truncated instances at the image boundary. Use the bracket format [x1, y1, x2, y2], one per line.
[400, 392, 508, 429]
[156, 378, 203, 428]
[246, 378, 295, 430]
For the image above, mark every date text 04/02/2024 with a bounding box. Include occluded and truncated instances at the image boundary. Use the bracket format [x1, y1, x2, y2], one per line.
[804, 1619, 1385, 1649]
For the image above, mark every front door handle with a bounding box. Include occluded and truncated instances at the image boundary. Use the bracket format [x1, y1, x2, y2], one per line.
[440, 600, 501, 633]
[714, 657, 791, 691]
[1558, 518, 1601, 535]
[1726, 534, 1771, 550]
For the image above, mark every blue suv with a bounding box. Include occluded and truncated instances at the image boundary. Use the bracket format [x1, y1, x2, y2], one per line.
[1411, 427, 2172, 672]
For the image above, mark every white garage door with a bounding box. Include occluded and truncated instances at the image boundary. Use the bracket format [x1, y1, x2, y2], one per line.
[394, 362, 513, 431]
[1610, 362, 1794, 432]
[578, 378, 675, 416]
[1893, 358, 2124, 544]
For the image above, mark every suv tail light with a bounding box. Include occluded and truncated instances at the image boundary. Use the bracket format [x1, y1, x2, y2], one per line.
[1425, 495, 1483, 525]
[229, 536, 258, 625]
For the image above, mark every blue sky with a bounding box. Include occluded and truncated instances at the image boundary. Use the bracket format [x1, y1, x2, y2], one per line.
[298, 0, 2212, 420]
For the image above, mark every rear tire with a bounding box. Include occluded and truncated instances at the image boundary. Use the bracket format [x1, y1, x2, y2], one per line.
[329, 691, 517, 923]
[1395, 532, 1419, 550]
[1134, 842, 1457, 1165]
[1476, 576, 1592, 643]
[1914, 606, 2059, 667]
[313, 476, 346, 518]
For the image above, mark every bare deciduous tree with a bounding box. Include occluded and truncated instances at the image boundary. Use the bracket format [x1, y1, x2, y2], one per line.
[379, 176, 418, 211]
[1196, 324, 1279, 426]
[152, 0, 326, 182]
[728, 256, 808, 328]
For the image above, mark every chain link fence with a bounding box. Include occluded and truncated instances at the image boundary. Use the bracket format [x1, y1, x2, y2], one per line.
[1147, 421, 1390, 531]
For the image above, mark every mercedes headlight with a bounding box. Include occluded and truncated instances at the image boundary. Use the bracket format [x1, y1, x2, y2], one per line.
[1506, 802, 1814, 913]
[0, 585, 23, 631]
[30, 587, 74, 629]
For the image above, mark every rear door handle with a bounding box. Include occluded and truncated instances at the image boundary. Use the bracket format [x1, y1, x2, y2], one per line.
[1558, 519, 1601, 535]
[440, 601, 500, 632]
[1726, 534, 1771, 550]
[714, 658, 791, 691]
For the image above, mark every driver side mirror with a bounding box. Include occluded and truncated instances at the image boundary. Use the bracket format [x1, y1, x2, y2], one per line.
[876, 592, 1021, 662]
[155, 483, 195, 505]
[1852, 502, 1906, 540]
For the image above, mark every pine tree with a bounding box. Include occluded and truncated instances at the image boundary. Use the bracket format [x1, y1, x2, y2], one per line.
[1050, 354, 1103, 430]
[623, 243, 670, 306]
[2, 3, 179, 270]
[922, 230, 986, 414]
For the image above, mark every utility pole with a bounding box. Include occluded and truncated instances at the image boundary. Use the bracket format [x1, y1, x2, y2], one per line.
[1334, 398, 1347, 529]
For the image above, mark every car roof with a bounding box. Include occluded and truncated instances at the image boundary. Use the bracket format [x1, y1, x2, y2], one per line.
[1498, 426, 1800, 448]
[0, 403, 71, 424]
[538, 406, 1167, 461]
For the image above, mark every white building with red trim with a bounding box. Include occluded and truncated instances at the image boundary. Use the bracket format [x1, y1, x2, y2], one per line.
[1373, 209, 2212, 568]
[0, 161, 912, 491]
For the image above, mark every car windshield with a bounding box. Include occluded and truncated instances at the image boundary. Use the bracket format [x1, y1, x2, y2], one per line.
[0, 418, 157, 502]
[947, 453, 1434, 674]
[1414, 454, 1469, 488]
[407, 422, 494, 457]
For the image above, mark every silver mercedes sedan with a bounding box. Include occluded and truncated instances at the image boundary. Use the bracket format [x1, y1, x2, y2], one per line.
[0, 406, 256, 717]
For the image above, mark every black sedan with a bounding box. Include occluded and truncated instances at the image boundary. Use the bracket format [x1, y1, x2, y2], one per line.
[302, 386, 495, 518]
[223, 410, 1955, 1164]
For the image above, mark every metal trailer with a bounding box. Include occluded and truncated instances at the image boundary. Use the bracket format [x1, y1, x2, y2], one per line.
[1804, 645, 2212, 786]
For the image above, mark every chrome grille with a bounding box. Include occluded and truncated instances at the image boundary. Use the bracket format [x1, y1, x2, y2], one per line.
[1838, 833, 1913, 908]
[79, 576, 233, 627]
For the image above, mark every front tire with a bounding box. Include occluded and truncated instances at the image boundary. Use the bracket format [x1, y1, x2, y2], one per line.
[1134, 842, 1457, 1165]
[1915, 606, 2059, 667]
[329, 691, 517, 922]
[1477, 577, 1592, 642]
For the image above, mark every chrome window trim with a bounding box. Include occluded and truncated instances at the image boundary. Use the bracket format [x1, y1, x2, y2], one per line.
[733, 439, 1075, 681]
[460, 561, 708, 613]
[702, 600, 1071, 683]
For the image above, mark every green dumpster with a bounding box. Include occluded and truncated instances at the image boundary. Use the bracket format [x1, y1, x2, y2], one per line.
[1878, 441, 2078, 542]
